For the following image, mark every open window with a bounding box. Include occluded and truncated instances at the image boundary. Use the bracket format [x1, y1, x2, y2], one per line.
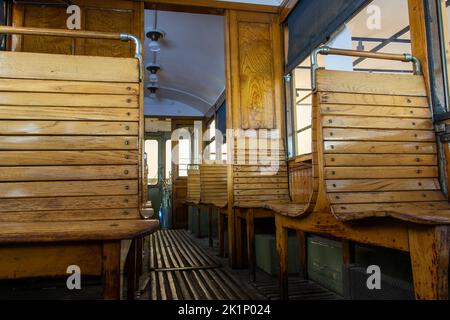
[285, 0, 412, 159]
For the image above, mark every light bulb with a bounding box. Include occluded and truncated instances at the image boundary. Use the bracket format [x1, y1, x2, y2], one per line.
[149, 73, 159, 83]
[149, 40, 160, 52]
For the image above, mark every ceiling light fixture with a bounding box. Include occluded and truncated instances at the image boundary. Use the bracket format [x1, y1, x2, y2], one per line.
[146, 29, 165, 52]
[146, 62, 161, 84]
[147, 83, 159, 97]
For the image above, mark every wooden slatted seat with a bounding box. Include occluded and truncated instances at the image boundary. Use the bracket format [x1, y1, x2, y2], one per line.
[0, 220, 159, 244]
[0, 27, 158, 300]
[317, 69, 450, 224]
[231, 137, 316, 278]
[200, 163, 228, 250]
[200, 163, 228, 208]
[276, 49, 450, 301]
[186, 166, 201, 205]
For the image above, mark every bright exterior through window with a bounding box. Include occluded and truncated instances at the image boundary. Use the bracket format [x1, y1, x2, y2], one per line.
[290, 0, 412, 157]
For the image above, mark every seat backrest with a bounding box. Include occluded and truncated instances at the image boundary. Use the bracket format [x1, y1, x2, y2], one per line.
[0, 50, 142, 222]
[200, 163, 228, 207]
[316, 69, 443, 219]
[232, 137, 290, 207]
[186, 166, 201, 204]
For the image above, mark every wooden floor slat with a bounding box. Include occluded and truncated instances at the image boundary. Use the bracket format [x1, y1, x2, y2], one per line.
[147, 230, 340, 300]
[148, 230, 249, 300]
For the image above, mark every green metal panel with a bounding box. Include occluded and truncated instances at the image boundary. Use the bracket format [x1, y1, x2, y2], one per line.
[187, 207, 217, 238]
[255, 233, 300, 276]
[307, 235, 343, 295]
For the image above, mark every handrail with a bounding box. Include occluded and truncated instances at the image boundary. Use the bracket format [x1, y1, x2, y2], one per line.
[0, 26, 143, 81]
[310, 46, 422, 91]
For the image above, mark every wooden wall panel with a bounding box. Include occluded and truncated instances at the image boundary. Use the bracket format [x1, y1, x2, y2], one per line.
[11, 0, 143, 57]
[227, 11, 283, 130]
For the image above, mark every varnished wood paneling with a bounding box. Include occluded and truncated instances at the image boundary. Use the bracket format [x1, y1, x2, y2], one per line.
[0, 79, 139, 95]
[0, 195, 139, 212]
[11, 0, 143, 58]
[0, 136, 138, 150]
[0, 121, 138, 136]
[0, 92, 138, 107]
[0, 51, 139, 82]
[0, 151, 138, 166]
[0, 243, 102, 279]
[0, 180, 138, 198]
[0, 165, 138, 181]
[227, 11, 282, 130]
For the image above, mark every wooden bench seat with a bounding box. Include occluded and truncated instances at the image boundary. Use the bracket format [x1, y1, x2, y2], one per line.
[318, 69, 450, 225]
[0, 220, 159, 244]
[0, 31, 158, 300]
[263, 202, 309, 217]
[200, 163, 228, 250]
[276, 64, 450, 301]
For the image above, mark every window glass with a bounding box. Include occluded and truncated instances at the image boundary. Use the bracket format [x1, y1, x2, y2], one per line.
[178, 138, 190, 177]
[165, 139, 172, 180]
[145, 140, 159, 185]
[287, 0, 412, 157]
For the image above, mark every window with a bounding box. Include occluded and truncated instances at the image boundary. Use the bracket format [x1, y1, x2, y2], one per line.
[178, 138, 191, 177]
[145, 140, 159, 185]
[165, 139, 172, 180]
[205, 119, 216, 161]
[286, 0, 412, 157]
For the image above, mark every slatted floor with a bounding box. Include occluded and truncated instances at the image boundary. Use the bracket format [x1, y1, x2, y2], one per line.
[148, 230, 253, 300]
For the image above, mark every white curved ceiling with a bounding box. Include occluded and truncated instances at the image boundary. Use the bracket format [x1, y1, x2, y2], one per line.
[144, 10, 225, 117]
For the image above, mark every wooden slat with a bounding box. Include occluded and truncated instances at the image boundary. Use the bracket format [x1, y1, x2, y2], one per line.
[316, 70, 427, 96]
[0, 92, 138, 107]
[320, 104, 431, 118]
[233, 170, 288, 177]
[319, 92, 429, 107]
[0, 136, 138, 150]
[235, 189, 289, 196]
[0, 51, 139, 82]
[324, 154, 437, 166]
[332, 202, 450, 224]
[0, 79, 139, 95]
[326, 178, 440, 192]
[0, 151, 138, 166]
[0, 107, 138, 121]
[324, 141, 436, 154]
[233, 165, 287, 172]
[329, 191, 446, 204]
[234, 195, 289, 201]
[0, 208, 140, 222]
[322, 115, 432, 130]
[0, 180, 138, 198]
[0, 195, 138, 212]
[0, 219, 159, 243]
[0, 121, 138, 135]
[0, 165, 138, 181]
[234, 183, 288, 189]
[325, 166, 438, 179]
[323, 128, 435, 142]
[234, 177, 288, 184]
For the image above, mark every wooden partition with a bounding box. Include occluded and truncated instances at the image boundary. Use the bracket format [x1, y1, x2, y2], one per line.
[186, 166, 201, 205]
[288, 155, 314, 204]
[10, 0, 143, 57]
[0, 51, 143, 222]
[200, 164, 228, 208]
